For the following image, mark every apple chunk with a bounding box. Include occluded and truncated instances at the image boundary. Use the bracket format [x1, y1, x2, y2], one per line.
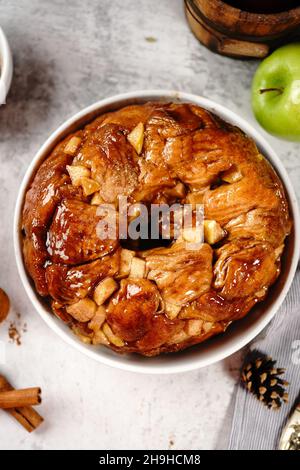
[221, 167, 242, 183]
[90, 192, 104, 205]
[182, 227, 203, 244]
[164, 182, 186, 199]
[88, 306, 106, 332]
[93, 277, 118, 306]
[129, 257, 146, 278]
[102, 323, 124, 347]
[92, 329, 110, 346]
[64, 136, 82, 155]
[80, 177, 101, 196]
[66, 298, 97, 322]
[188, 319, 203, 336]
[204, 220, 225, 245]
[72, 326, 92, 344]
[165, 302, 182, 320]
[66, 165, 90, 187]
[127, 122, 144, 154]
[118, 249, 135, 278]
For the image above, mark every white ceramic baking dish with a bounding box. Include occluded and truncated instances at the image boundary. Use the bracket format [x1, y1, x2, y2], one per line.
[14, 90, 300, 374]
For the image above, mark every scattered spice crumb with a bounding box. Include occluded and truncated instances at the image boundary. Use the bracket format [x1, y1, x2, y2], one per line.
[8, 312, 27, 346]
[169, 439, 175, 448]
[8, 322, 21, 345]
[145, 36, 157, 43]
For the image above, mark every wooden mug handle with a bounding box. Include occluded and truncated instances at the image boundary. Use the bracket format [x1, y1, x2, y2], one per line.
[185, 2, 270, 58]
[219, 38, 269, 58]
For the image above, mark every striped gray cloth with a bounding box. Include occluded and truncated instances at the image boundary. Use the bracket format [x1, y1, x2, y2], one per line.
[229, 268, 300, 450]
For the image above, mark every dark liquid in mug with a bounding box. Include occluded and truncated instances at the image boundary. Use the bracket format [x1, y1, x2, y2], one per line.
[223, 1, 300, 14]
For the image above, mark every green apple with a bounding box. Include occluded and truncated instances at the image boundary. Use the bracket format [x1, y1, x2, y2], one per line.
[252, 43, 300, 141]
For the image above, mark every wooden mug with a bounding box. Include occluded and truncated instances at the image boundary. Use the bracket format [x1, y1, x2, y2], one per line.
[185, 0, 300, 58]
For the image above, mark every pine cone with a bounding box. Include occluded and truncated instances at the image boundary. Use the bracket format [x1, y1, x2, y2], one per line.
[241, 354, 289, 409]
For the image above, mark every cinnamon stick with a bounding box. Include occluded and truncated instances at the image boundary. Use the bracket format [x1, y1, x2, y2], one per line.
[0, 387, 41, 409]
[0, 375, 43, 432]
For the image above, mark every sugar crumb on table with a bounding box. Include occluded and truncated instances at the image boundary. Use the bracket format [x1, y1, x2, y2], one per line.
[8, 313, 27, 346]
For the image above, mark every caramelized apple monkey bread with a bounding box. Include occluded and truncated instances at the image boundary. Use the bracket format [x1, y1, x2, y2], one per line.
[22, 102, 291, 356]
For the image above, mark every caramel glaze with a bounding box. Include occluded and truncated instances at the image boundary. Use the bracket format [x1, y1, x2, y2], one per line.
[22, 102, 291, 356]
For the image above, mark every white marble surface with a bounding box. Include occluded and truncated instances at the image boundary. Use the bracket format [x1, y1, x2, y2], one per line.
[0, 0, 299, 450]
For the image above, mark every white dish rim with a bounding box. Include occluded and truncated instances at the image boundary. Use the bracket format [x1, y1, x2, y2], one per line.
[0, 27, 13, 103]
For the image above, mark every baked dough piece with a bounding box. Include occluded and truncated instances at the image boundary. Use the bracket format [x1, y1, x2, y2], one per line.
[22, 102, 291, 356]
